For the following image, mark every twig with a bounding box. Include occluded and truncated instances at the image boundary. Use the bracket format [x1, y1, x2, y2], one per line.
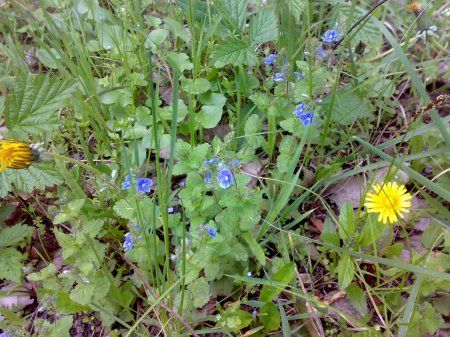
[332, 0, 390, 50]
[115, 246, 200, 337]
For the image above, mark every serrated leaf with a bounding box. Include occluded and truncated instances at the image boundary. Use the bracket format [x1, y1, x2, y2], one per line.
[4, 73, 77, 133]
[337, 254, 355, 289]
[188, 277, 210, 308]
[0, 248, 24, 283]
[213, 38, 258, 68]
[332, 4, 381, 47]
[287, 0, 307, 23]
[0, 162, 63, 197]
[28, 263, 57, 281]
[219, 0, 248, 32]
[249, 9, 278, 44]
[0, 223, 33, 249]
[70, 283, 94, 306]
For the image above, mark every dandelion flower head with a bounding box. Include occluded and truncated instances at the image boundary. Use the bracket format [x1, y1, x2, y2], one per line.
[0, 140, 34, 172]
[364, 182, 412, 224]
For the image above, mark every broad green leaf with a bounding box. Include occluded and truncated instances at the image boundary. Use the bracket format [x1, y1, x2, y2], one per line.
[212, 38, 258, 68]
[287, 0, 307, 23]
[0, 223, 33, 249]
[181, 78, 210, 95]
[49, 316, 72, 337]
[242, 231, 266, 266]
[0, 162, 63, 198]
[249, 9, 278, 44]
[165, 52, 193, 73]
[28, 263, 57, 281]
[346, 284, 368, 315]
[220, 0, 248, 32]
[96, 23, 126, 51]
[359, 214, 387, 247]
[0, 248, 24, 283]
[216, 305, 253, 333]
[338, 201, 356, 240]
[199, 92, 226, 106]
[260, 302, 280, 332]
[337, 254, 355, 289]
[113, 199, 135, 220]
[145, 28, 169, 52]
[164, 18, 191, 42]
[260, 263, 295, 302]
[187, 277, 210, 308]
[4, 73, 77, 133]
[320, 86, 372, 125]
[36, 48, 60, 69]
[70, 283, 94, 306]
[196, 105, 223, 128]
[321, 218, 340, 247]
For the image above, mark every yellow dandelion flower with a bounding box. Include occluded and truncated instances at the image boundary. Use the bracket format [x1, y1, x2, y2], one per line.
[364, 182, 412, 224]
[0, 140, 34, 172]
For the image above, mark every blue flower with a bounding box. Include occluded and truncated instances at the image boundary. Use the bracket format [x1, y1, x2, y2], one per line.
[263, 53, 277, 66]
[121, 175, 131, 190]
[203, 157, 219, 165]
[137, 178, 153, 193]
[252, 310, 258, 318]
[230, 159, 241, 167]
[123, 232, 134, 252]
[316, 46, 327, 58]
[273, 71, 285, 83]
[298, 111, 314, 126]
[217, 169, 234, 189]
[293, 103, 306, 116]
[293, 71, 304, 80]
[204, 171, 212, 184]
[322, 29, 339, 43]
[0, 333, 11, 337]
[206, 227, 217, 238]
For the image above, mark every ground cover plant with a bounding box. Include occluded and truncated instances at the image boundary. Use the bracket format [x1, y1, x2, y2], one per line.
[0, 0, 449, 336]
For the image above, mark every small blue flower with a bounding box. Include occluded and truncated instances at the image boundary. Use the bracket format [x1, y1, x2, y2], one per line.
[293, 71, 304, 81]
[217, 169, 234, 189]
[263, 53, 277, 66]
[121, 175, 132, 190]
[273, 71, 285, 83]
[206, 227, 217, 238]
[137, 177, 153, 193]
[230, 159, 241, 167]
[252, 310, 258, 318]
[204, 171, 212, 184]
[316, 46, 327, 58]
[293, 103, 306, 116]
[203, 157, 219, 166]
[247, 271, 253, 277]
[123, 232, 134, 252]
[298, 111, 314, 126]
[322, 29, 339, 43]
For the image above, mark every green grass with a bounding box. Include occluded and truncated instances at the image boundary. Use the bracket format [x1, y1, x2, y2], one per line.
[0, 0, 449, 336]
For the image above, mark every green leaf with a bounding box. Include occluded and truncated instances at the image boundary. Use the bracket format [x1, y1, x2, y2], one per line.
[55, 291, 91, 314]
[145, 28, 169, 52]
[0, 223, 33, 249]
[260, 302, 280, 332]
[260, 263, 295, 303]
[338, 201, 356, 240]
[36, 48, 61, 69]
[113, 199, 135, 220]
[28, 263, 57, 281]
[0, 248, 24, 283]
[249, 9, 278, 44]
[164, 18, 191, 43]
[359, 214, 387, 247]
[165, 52, 193, 73]
[287, 0, 307, 23]
[0, 162, 63, 198]
[242, 231, 266, 266]
[49, 316, 73, 337]
[337, 254, 355, 289]
[70, 282, 94, 306]
[187, 277, 210, 308]
[220, 0, 248, 32]
[181, 77, 210, 95]
[216, 304, 253, 333]
[346, 284, 368, 315]
[196, 105, 223, 129]
[199, 92, 226, 106]
[321, 218, 340, 247]
[213, 38, 258, 68]
[320, 86, 372, 126]
[4, 73, 77, 134]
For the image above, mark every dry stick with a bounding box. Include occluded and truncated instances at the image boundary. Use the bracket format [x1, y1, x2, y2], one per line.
[115, 246, 200, 337]
[332, 0, 390, 50]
